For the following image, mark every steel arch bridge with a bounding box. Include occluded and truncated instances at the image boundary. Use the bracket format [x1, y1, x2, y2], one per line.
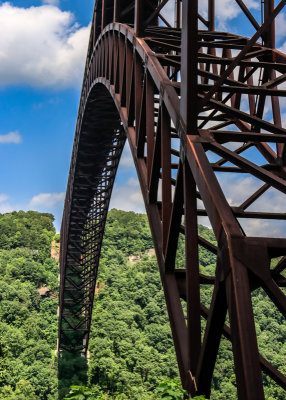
[58, 0, 286, 398]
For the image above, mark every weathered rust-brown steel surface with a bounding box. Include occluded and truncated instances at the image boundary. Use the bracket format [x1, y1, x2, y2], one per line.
[58, 0, 286, 398]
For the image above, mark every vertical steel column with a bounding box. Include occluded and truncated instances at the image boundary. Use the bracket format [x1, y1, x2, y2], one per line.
[184, 162, 201, 393]
[208, 0, 215, 31]
[161, 104, 171, 252]
[146, 73, 155, 184]
[102, 0, 107, 30]
[225, 247, 265, 399]
[180, 0, 198, 133]
[93, 12, 97, 47]
[264, 0, 275, 48]
[135, 0, 145, 36]
[114, 0, 120, 22]
[180, 0, 199, 392]
[175, 0, 181, 29]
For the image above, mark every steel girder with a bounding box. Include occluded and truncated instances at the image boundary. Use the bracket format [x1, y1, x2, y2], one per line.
[58, 0, 286, 398]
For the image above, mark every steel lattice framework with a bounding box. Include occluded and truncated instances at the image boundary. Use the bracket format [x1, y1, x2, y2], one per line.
[58, 0, 286, 398]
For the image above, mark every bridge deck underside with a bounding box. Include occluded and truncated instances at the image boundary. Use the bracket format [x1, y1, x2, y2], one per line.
[59, 85, 125, 353]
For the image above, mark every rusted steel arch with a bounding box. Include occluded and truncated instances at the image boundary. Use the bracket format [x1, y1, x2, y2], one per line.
[59, 0, 286, 398]
[58, 82, 125, 354]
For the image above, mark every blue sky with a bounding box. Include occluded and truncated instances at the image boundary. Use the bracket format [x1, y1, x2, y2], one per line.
[0, 0, 286, 235]
[0, 0, 143, 230]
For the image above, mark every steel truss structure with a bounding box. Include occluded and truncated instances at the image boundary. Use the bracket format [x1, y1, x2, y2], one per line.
[58, 0, 286, 398]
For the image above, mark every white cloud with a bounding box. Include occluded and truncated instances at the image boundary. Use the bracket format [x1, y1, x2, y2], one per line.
[0, 3, 90, 88]
[0, 203, 14, 213]
[216, 0, 258, 28]
[120, 145, 134, 168]
[216, 174, 261, 206]
[0, 194, 14, 213]
[0, 193, 64, 230]
[242, 186, 286, 237]
[126, 177, 139, 187]
[42, 0, 59, 5]
[279, 42, 286, 53]
[29, 192, 65, 208]
[240, 218, 286, 238]
[110, 177, 145, 213]
[212, 173, 286, 237]
[276, 13, 286, 43]
[248, 187, 286, 214]
[160, 0, 175, 25]
[0, 131, 22, 144]
[213, 0, 259, 29]
[0, 194, 9, 203]
[278, 38, 286, 67]
[161, 0, 259, 30]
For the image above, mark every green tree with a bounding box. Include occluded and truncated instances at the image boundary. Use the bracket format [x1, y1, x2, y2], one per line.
[155, 379, 187, 400]
[63, 386, 104, 400]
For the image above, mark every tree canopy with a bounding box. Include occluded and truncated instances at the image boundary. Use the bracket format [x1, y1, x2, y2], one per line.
[0, 209, 285, 399]
[0, 211, 58, 400]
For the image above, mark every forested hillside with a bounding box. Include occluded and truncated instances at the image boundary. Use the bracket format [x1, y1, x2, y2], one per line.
[87, 211, 179, 399]
[87, 210, 286, 400]
[0, 211, 58, 399]
[0, 209, 285, 400]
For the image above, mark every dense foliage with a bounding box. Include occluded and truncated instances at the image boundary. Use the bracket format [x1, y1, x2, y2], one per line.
[0, 209, 285, 399]
[62, 381, 194, 400]
[0, 211, 55, 262]
[87, 210, 286, 399]
[85, 211, 216, 399]
[0, 211, 58, 400]
[88, 215, 179, 399]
